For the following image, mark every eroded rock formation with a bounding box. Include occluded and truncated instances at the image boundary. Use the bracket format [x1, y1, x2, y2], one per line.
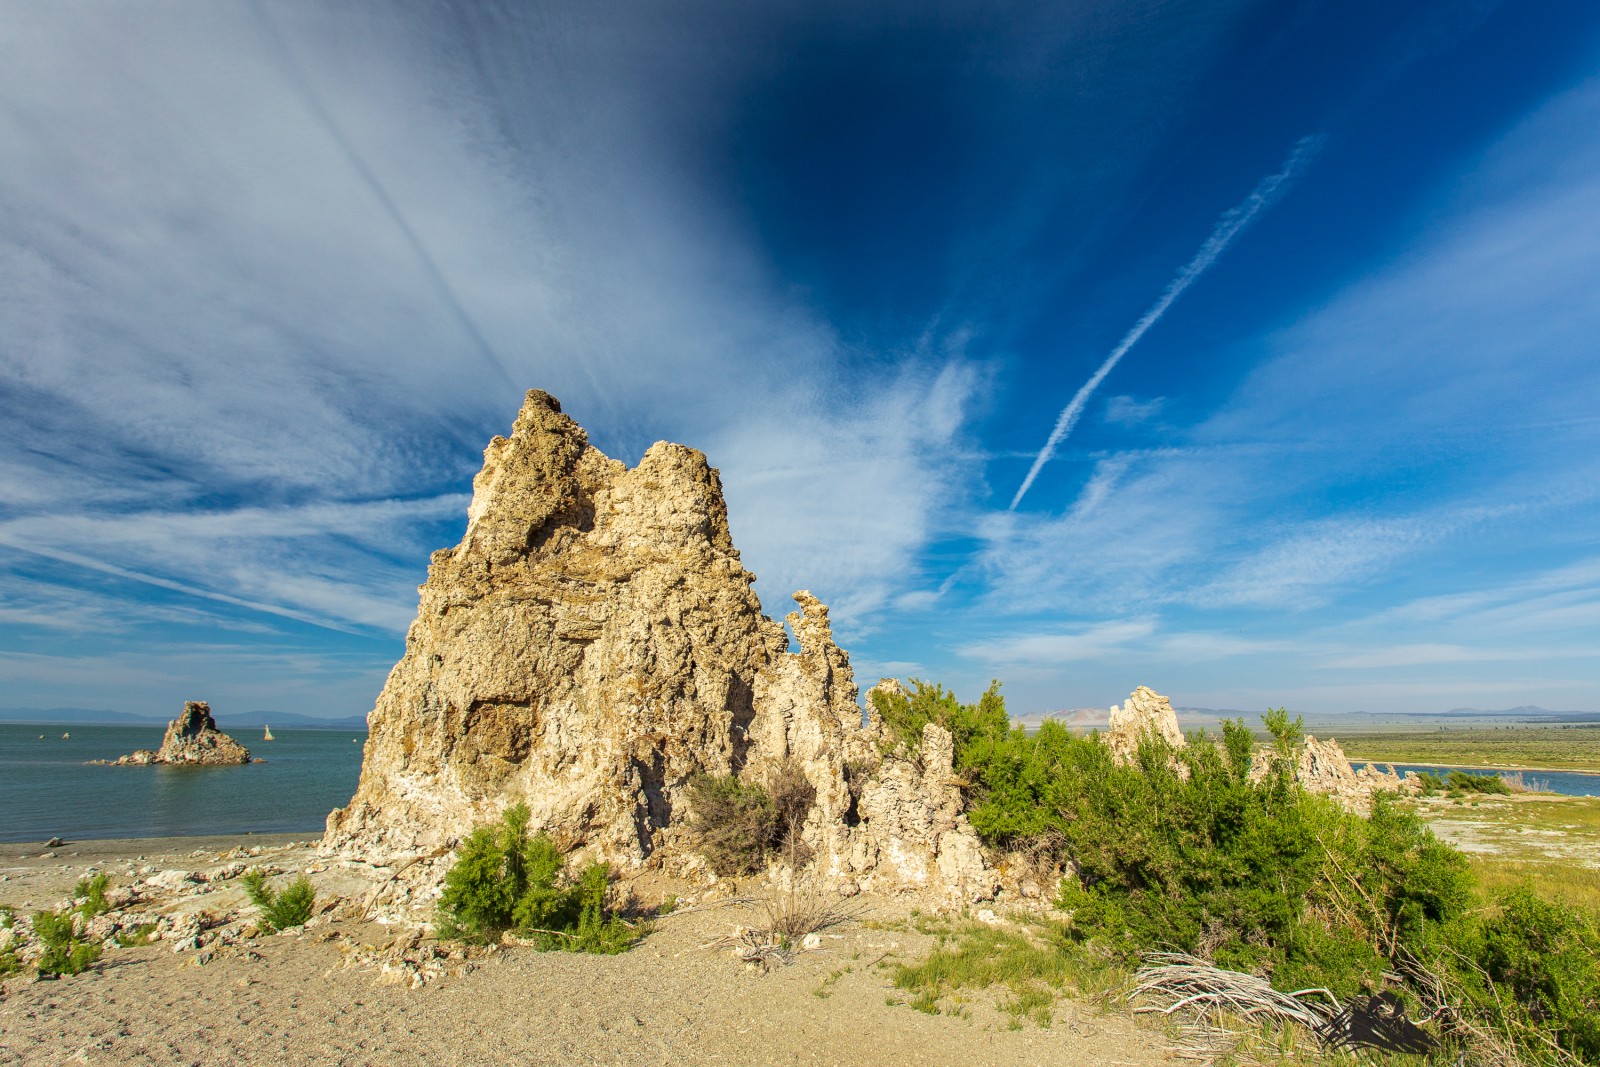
[324, 390, 997, 910]
[98, 701, 252, 766]
[1296, 735, 1410, 807]
[1106, 685, 1186, 764]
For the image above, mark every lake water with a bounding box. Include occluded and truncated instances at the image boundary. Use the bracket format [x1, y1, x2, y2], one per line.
[6, 724, 1593, 843]
[1351, 761, 1600, 797]
[0, 723, 367, 843]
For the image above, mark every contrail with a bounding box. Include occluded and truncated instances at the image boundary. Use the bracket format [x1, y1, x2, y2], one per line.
[1009, 135, 1324, 510]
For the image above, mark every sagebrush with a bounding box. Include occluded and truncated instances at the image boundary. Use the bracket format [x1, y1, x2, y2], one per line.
[685, 760, 815, 876]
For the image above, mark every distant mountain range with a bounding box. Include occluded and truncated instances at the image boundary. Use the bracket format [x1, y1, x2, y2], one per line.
[0, 706, 369, 730]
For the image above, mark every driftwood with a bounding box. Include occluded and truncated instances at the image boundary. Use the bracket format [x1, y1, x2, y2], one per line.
[1132, 953, 1457, 1062]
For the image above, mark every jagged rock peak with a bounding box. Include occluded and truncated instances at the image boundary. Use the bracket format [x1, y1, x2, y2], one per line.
[1106, 685, 1185, 764]
[326, 389, 782, 868]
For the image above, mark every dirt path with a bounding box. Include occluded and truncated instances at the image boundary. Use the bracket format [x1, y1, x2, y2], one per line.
[0, 838, 1177, 1067]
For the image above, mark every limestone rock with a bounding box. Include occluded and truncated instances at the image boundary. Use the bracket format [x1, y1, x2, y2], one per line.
[1298, 736, 1410, 808]
[325, 390, 785, 868]
[323, 390, 999, 909]
[1248, 734, 1413, 809]
[1106, 686, 1185, 765]
[99, 702, 251, 766]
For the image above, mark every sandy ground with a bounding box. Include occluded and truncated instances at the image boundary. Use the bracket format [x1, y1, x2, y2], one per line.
[0, 836, 1178, 1067]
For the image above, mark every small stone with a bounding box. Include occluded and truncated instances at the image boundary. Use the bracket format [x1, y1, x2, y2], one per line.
[801, 933, 822, 951]
[45, 837, 64, 848]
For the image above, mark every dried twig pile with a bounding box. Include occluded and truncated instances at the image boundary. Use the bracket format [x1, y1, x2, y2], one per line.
[1132, 952, 1341, 1027]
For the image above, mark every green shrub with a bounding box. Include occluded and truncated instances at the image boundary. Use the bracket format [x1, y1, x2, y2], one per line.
[1454, 885, 1600, 1062]
[72, 873, 111, 918]
[870, 678, 1010, 763]
[1448, 770, 1512, 795]
[115, 923, 158, 948]
[241, 869, 316, 930]
[1416, 770, 1446, 794]
[435, 803, 638, 954]
[33, 909, 100, 977]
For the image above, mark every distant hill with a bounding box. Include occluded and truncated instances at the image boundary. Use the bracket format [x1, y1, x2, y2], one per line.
[0, 706, 368, 730]
[1442, 705, 1600, 722]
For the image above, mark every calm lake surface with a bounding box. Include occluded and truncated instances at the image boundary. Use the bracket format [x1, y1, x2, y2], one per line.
[0, 724, 367, 843]
[1351, 761, 1600, 797]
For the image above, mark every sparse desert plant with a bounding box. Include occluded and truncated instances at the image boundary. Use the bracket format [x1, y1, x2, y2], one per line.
[115, 922, 158, 948]
[72, 872, 111, 919]
[33, 909, 100, 977]
[241, 868, 316, 930]
[761, 885, 857, 949]
[435, 802, 638, 953]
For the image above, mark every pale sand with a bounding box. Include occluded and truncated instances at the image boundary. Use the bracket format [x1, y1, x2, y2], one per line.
[0, 836, 1178, 1067]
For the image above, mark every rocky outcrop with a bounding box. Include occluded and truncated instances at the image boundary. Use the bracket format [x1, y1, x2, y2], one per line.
[1296, 735, 1409, 807]
[97, 701, 252, 766]
[1106, 686, 1186, 764]
[1247, 733, 1412, 808]
[324, 390, 998, 910]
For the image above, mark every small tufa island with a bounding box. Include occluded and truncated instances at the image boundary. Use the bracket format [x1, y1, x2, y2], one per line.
[95, 700, 254, 766]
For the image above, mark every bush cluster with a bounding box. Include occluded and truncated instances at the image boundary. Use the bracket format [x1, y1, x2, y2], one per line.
[435, 803, 636, 954]
[880, 678, 1600, 1064]
[685, 761, 815, 877]
[1447, 769, 1513, 795]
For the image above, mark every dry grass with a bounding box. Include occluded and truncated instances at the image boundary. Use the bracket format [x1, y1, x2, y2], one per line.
[701, 885, 862, 972]
[1411, 794, 1600, 911]
[1338, 725, 1600, 772]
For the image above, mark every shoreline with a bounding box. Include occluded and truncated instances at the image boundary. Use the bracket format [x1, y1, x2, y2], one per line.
[0, 831, 311, 861]
[1346, 757, 1600, 777]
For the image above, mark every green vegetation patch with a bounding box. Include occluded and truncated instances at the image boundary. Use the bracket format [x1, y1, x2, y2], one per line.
[72, 872, 111, 919]
[435, 802, 639, 954]
[241, 869, 317, 931]
[890, 920, 1121, 1027]
[33, 909, 100, 977]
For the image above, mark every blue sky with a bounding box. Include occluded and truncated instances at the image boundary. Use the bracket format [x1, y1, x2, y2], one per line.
[2, 0, 1598, 719]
